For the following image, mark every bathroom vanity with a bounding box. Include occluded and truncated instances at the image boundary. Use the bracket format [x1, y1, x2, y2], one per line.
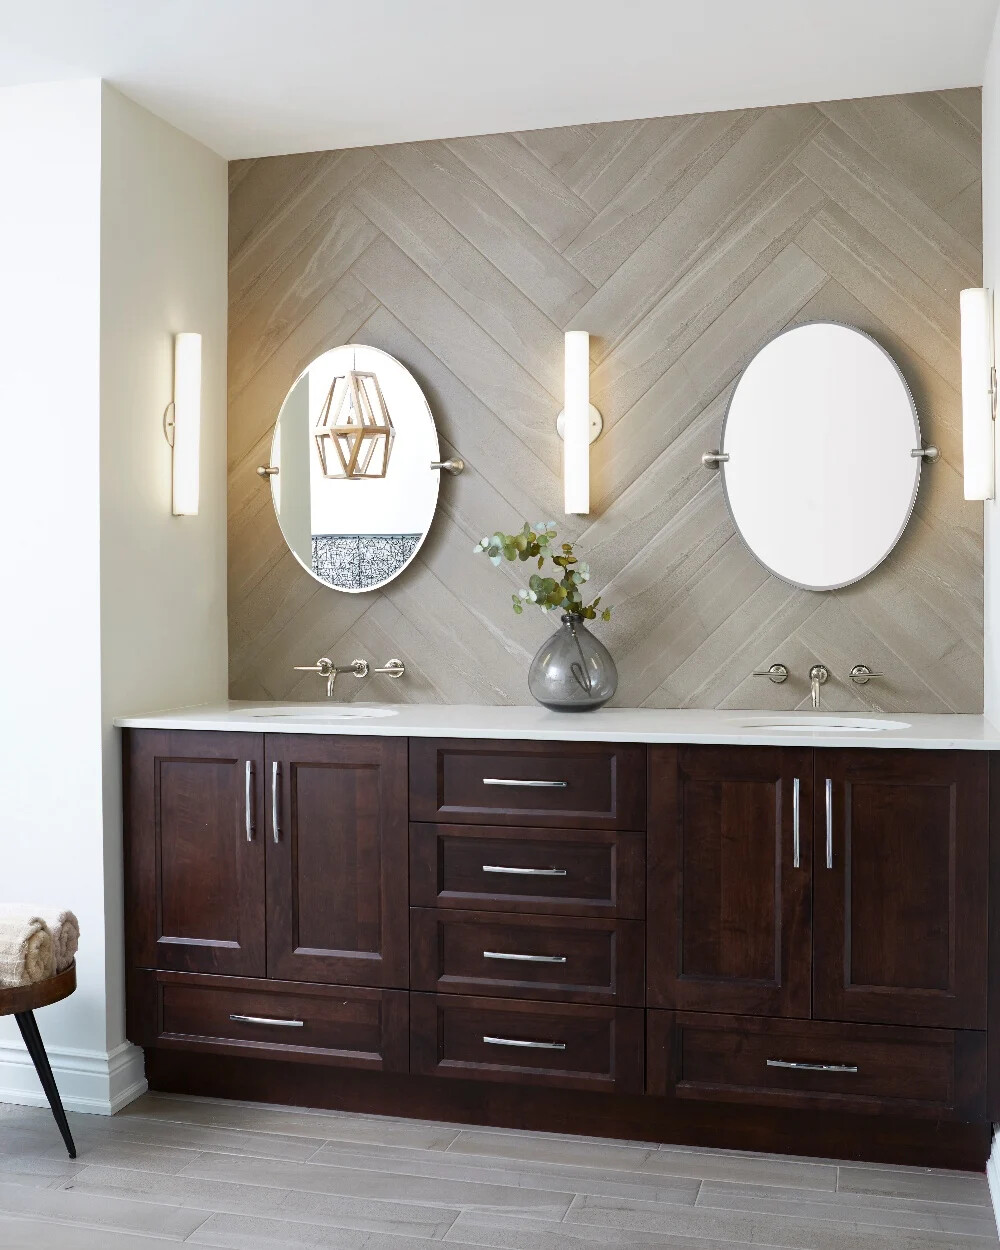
[117, 705, 1000, 1168]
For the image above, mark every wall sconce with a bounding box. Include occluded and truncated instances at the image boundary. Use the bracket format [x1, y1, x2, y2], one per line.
[314, 370, 395, 479]
[163, 332, 202, 515]
[960, 287, 996, 501]
[556, 330, 602, 515]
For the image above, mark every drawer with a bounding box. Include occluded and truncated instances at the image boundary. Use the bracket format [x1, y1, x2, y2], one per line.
[411, 993, 643, 1092]
[409, 739, 645, 829]
[647, 1011, 986, 1120]
[410, 823, 645, 917]
[410, 908, 644, 1004]
[127, 969, 408, 1071]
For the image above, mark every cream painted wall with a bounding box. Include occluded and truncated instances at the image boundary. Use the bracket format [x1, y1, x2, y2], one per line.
[98, 84, 229, 1089]
[0, 80, 228, 1114]
[982, 6, 1000, 721]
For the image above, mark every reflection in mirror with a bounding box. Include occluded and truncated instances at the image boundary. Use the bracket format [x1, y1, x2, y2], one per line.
[719, 322, 924, 591]
[269, 345, 440, 592]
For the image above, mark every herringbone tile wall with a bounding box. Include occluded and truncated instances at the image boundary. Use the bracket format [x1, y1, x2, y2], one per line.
[229, 90, 984, 712]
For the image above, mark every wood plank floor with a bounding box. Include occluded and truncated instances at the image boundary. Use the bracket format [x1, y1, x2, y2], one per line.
[0, 1093, 995, 1247]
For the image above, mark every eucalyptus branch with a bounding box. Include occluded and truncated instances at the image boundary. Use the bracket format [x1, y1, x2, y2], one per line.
[474, 522, 612, 620]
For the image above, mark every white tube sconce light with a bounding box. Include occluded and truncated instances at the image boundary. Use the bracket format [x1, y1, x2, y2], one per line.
[556, 330, 602, 515]
[960, 287, 996, 501]
[163, 332, 203, 515]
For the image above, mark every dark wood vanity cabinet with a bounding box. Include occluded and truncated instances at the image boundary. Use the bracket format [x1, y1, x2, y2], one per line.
[812, 749, 988, 1029]
[647, 745, 813, 1018]
[124, 729, 994, 1166]
[265, 734, 408, 987]
[124, 730, 267, 978]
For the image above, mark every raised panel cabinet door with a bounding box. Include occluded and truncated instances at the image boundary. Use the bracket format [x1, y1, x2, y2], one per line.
[265, 735, 408, 987]
[123, 729, 266, 977]
[647, 745, 812, 1017]
[813, 750, 988, 1029]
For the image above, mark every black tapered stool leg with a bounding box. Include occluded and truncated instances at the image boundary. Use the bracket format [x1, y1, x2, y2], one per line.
[14, 1010, 76, 1158]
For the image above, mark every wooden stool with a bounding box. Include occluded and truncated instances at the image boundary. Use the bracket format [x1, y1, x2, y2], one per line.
[0, 964, 76, 1158]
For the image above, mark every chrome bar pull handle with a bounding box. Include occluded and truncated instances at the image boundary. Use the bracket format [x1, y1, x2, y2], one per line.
[272, 761, 281, 843]
[825, 777, 833, 869]
[483, 1035, 566, 1051]
[792, 777, 800, 869]
[483, 951, 567, 964]
[767, 1058, 858, 1074]
[482, 865, 567, 877]
[245, 761, 254, 842]
[230, 1014, 304, 1028]
[482, 778, 568, 789]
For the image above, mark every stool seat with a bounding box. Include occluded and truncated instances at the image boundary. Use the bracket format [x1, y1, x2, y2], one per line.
[0, 963, 77, 1158]
[0, 963, 76, 1016]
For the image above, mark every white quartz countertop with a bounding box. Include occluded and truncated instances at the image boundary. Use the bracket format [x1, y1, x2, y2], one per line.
[113, 701, 1000, 750]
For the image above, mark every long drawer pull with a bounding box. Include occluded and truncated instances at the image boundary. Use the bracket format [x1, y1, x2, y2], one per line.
[483, 1035, 567, 1051]
[229, 1014, 304, 1028]
[825, 777, 833, 869]
[272, 761, 281, 844]
[482, 865, 568, 877]
[766, 1058, 858, 1074]
[245, 761, 254, 842]
[483, 950, 567, 964]
[482, 778, 568, 788]
[792, 776, 800, 868]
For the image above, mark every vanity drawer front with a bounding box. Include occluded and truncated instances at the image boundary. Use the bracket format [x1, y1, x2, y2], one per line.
[647, 1011, 986, 1120]
[128, 969, 408, 1071]
[410, 908, 644, 1004]
[411, 993, 643, 1092]
[409, 823, 645, 917]
[409, 739, 645, 830]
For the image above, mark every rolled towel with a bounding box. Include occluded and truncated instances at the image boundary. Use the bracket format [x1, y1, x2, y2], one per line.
[0, 907, 53, 987]
[42, 910, 79, 973]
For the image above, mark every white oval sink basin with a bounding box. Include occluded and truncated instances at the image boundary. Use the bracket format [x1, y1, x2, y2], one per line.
[244, 705, 398, 720]
[741, 716, 909, 733]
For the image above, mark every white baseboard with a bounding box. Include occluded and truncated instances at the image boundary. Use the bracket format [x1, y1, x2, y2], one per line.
[987, 1126, 1000, 1241]
[0, 1038, 147, 1116]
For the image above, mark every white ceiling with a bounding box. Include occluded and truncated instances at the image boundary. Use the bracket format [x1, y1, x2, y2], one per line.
[0, 0, 997, 159]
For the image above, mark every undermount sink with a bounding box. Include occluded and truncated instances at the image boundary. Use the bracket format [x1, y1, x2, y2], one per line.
[740, 715, 909, 733]
[244, 705, 399, 720]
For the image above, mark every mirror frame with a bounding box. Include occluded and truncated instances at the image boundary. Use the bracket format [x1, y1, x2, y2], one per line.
[718, 320, 924, 592]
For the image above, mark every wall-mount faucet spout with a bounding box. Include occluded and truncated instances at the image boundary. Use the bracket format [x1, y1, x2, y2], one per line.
[293, 656, 369, 697]
[808, 664, 829, 710]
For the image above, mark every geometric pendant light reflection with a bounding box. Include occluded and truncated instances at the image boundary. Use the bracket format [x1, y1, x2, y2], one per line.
[314, 370, 395, 479]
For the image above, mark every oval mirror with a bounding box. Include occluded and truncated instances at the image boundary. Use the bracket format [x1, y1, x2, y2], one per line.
[267, 344, 440, 592]
[719, 322, 924, 591]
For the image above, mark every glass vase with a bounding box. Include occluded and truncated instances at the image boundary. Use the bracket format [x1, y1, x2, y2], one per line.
[527, 613, 618, 712]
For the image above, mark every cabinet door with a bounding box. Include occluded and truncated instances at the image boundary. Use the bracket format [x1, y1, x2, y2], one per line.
[124, 729, 266, 977]
[265, 735, 408, 986]
[813, 750, 988, 1029]
[648, 745, 812, 1017]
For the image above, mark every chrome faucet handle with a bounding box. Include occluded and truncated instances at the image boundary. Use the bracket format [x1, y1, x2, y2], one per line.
[294, 657, 335, 677]
[374, 658, 405, 679]
[849, 664, 882, 685]
[752, 663, 788, 684]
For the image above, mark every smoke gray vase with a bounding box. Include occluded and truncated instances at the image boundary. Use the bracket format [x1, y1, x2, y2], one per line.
[527, 613, 618, 712]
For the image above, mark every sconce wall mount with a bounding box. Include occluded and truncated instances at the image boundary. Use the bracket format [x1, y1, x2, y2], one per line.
[163, 331, 202, 516]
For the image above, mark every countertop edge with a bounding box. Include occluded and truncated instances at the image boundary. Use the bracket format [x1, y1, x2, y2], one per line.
[112, 704, 1000, 751]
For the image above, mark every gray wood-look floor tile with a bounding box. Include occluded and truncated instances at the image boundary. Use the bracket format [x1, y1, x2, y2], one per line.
[0, 1216, 166, 1248]
[697, 1178, 998, 1237]
[0, 1177, 212, 1239]
[0, 1095, 995, 1249]
[566, 1190, 999, 1249]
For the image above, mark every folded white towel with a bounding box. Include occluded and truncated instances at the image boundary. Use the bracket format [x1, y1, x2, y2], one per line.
[42, 910, 79, 973]
[0, 907, 54, 987]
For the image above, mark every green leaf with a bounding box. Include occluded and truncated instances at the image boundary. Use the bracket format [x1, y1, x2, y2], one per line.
[601, 607, 611, 621]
